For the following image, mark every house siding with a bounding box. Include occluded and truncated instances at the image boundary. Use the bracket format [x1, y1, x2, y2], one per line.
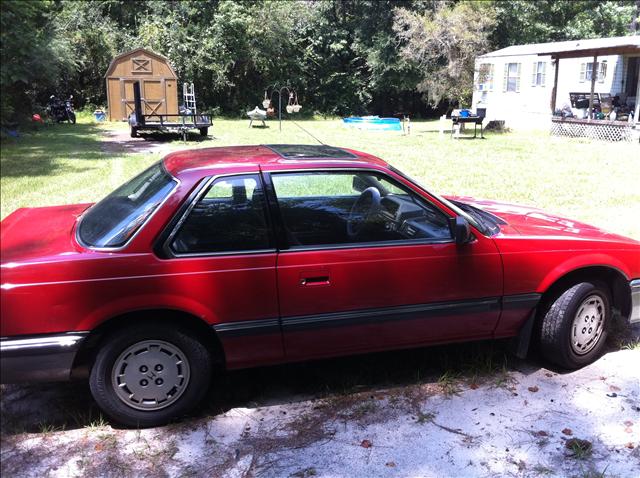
[472, 54, 555, 127]
[612, 56, 625, 94]
[472, 52, 639, 128]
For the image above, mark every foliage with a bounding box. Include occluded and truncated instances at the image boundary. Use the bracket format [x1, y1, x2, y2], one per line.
[491, 0, 637, 48]
[1, 0, 638, 125]
[0, 0, 77, 124]
[393, 1, 496, 107]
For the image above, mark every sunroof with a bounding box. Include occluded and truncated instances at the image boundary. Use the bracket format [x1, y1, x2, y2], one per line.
[265, 144, 358, 160]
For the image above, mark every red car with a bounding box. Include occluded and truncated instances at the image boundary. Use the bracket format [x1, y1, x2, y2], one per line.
[2, 145, 639, 427]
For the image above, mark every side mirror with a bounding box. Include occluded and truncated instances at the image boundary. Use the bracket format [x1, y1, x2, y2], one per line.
[451, 216, 472, 244]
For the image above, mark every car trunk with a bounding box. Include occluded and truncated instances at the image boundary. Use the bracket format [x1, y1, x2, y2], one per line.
[1, 204, 90, 263]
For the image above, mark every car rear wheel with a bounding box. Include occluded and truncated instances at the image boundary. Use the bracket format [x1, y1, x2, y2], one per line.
[89, 324, 212, 427]
[539, 282, 611, 369]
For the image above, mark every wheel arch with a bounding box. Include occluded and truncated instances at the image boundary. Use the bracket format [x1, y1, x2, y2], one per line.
[538, 265, 631, 320]
[71, 308, 226, 379]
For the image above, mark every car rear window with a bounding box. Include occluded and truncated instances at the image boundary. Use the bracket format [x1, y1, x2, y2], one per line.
[78, 163, 177, 248]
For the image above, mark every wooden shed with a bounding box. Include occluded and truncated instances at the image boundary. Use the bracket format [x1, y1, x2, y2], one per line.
[105, 48, 179, 121]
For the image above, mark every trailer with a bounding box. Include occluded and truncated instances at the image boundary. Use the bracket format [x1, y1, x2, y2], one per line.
[128, 81, 212, 141]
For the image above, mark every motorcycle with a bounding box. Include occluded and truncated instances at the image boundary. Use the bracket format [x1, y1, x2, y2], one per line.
[47, 95, 76, 124]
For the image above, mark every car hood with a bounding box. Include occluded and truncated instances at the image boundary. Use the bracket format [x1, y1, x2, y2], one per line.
[0, 204, 90, 264]
[445, 195, 638, 245]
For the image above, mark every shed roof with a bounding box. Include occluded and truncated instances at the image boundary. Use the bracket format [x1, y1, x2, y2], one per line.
[479, 35, 640, 59]
[104, 47, 177, 78]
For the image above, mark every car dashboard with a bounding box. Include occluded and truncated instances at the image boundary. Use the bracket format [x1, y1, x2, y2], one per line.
[378, 194, 450, 240]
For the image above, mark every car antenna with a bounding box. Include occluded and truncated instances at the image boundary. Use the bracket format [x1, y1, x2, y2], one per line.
[290, 119, 325, 145]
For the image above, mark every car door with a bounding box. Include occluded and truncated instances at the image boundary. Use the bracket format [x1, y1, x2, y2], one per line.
[266, 168, 503, 361]
[160, 173, 284, 368]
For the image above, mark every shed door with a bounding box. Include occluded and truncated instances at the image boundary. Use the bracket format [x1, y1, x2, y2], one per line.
[121, 80, 137, 120]
[142, 80, 166, 117]
[120, 79, 167, 120]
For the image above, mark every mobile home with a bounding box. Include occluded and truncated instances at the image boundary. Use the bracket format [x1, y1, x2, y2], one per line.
[472, 36, 640, 129]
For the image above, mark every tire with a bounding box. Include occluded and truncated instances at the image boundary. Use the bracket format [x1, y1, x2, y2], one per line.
[199, 127, 208, 137]
[130, 126, 139, 138]
[89, 323, 212, 427]
[68, 112, 76, 124]
[538, 281, 611, 369]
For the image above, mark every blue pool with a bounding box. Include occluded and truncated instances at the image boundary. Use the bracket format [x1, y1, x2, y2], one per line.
[343, 116, 402, 131]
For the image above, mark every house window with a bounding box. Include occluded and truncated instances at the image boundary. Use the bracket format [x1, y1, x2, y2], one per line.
[476, 63, 494, 91]
[579, 61, 607, 83]
[503, 63, 521, 92]
[532, 61, 546, 86]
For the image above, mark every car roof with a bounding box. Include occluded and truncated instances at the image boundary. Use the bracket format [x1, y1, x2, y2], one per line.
[162, 144, 388, 177]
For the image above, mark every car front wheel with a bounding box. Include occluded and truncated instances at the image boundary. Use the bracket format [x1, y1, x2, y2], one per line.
[539, 281, 611, 369]
[89, 324, 212, 427]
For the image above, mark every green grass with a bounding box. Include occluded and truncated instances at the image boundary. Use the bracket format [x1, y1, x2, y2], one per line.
[1, 119, 156, 218]
[2, 116, 639, 239]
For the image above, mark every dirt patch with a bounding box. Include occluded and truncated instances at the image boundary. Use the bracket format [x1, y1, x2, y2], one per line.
[100, 128, 197, 155]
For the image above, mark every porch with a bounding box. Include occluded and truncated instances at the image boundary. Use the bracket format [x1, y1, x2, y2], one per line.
[546, 38, 639, 142]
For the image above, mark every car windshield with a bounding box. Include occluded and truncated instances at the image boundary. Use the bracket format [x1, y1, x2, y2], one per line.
[77, 163, 177, 248]
[388, 166, 490, 236]
[448, 200, 503, 236]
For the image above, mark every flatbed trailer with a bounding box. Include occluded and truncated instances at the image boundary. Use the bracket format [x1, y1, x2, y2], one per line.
[128, 81, 212, 140]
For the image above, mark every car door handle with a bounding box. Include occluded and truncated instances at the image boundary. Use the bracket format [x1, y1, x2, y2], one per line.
[300, 276, 330, 286]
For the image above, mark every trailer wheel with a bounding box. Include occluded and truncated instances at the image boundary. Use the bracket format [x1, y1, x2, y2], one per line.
[199, 127, 209, 137]
[130, 127, 139, 138]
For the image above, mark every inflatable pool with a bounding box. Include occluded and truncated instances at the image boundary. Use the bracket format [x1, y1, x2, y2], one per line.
[343, 116, 402, 131]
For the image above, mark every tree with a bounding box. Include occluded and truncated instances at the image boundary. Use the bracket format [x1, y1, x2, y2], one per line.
[1, 0, 77, 124]
[393, 1, 496, 107]
[632, 0, 640, 33]
[54, 0, 124, 107]
[3, 0, 636, 125]
[490, 0, 637, 48]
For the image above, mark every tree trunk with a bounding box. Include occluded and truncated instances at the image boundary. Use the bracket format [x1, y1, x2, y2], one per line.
[631, 0, 640, 33]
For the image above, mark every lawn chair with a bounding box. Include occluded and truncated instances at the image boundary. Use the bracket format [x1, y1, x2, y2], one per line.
[247, 106, 267, 128]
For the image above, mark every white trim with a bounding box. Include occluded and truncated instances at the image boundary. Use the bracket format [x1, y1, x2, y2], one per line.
[0, 334, 87, 351]
[630, 279, 640, 323]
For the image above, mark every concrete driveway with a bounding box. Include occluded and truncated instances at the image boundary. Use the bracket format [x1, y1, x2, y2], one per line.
[1, 328, 639, 478]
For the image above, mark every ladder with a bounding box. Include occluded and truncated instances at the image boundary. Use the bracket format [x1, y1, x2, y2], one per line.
[183, 82, 197, 115]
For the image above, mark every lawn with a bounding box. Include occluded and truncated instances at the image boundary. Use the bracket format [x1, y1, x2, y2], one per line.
[1, 115, 639, 239]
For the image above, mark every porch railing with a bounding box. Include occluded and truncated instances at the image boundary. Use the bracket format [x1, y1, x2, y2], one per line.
[551, 117, 635, 142]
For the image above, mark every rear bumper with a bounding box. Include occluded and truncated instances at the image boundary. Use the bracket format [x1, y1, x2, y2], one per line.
[631, 279, 640, 324]
[0, 332, 88, 383]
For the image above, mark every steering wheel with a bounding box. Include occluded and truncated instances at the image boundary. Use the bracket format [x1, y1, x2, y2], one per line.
[347, 187, 381, 239]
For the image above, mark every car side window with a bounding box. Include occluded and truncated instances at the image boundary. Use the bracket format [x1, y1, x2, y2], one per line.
[171, 174, 271, 254]
[270, 171, 452, 248]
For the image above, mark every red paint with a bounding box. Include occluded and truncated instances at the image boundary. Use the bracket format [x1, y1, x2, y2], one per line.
[278, 239, 502, 360]
[2, 146, 639, 370]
